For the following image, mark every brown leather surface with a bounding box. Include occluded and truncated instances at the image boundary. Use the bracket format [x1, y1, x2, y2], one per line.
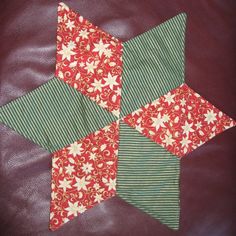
[0, 0, 235, 235]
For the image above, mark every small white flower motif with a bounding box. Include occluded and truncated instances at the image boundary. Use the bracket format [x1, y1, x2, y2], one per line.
[94, 130, 100, 136]
[137, 117, 142, 124]
[104, 48, 112, 58]
[112, 109, 120, 117]
[163, 132, 175, 146]
[180, 137, 191, 148]
[79, 29, 89, 39]
[195, 121, 202, 129]
[52, 157, 59, 169]
[93, 39, 110, 57]
[60, 2, 69, 11]
[204, 110, 217, 124]
[65, 164, 75, 175]
[79, 62, 85, 67]
[67, 40, 76, 50]
[198, 140, 204, 147]
[58, 44, 76, 61]
[106, 178, 116, 191]
[65, 20, 75, 31]
[103, 125, 111, 132]
[58, 16, 63, 23]
[73, 176, 90, 191]
[164, 92, 175, 105]
[180, 98, 186, 106]
[89, 153, 97, 161]
[209, 132, 216, 139]
[152, 99, 160, 106]
[116, 87, 122, 96]
[59, 179, 72, 192]
[135, 124, 143, 133]
[78, 204, 86, 214]
[58, 71, 64, 79]
[65, 201, 80, 217]
[182, 121, 194, 136]
[162, 114, 170, 122]
[91, 79, 103, 92]
[99, 101, 108, 108]
[85, 61, 97, 74]
[82, 162, 94, 174]
[68, 142, 83, 157]
[94, 193, 103, 203]
[93, 183, 100, 190]
[151, 113, 166, 131]
[175, 105, 180, 110]
[114, 149, 119, 156]
[132, 109, 142, 116]
[103, 73, 119, 90]
[63, 218, 69, 223]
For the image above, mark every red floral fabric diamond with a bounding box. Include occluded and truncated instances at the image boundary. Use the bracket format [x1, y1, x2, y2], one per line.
[55, 2, 123, 117]
[49, 121, 119, 230]
[123, 83, 236, 157]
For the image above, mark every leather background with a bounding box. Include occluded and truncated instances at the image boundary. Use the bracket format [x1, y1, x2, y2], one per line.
[0, 1, 235, 235]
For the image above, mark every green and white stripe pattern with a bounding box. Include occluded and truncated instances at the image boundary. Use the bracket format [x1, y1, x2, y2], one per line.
[0, 77, 116, 152]
[117, 121, 180, 229]
[120, 13, 187, 117]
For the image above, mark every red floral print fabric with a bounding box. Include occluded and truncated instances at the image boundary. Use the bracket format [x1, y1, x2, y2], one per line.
[49, 121, 119, 230]
[55, 2, 123, 117]
[123, 83, 236, 157]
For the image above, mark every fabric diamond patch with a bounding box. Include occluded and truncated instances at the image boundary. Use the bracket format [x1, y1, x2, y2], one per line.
[117, 121, 180, 229]
[123, 83, 236, 157]
[56, 2, 123, 117]
[50, 121, 119, 230]
[0, 77, 117, 152]
[121, 13, 186, 117]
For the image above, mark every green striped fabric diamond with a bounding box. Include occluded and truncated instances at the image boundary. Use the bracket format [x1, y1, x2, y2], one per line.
[117, 121, 180, 229]
[121, 13, 187, 117]
[0, 77, 117, 152]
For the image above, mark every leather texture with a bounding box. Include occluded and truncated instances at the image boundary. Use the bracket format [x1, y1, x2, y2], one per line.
[0, 1, 235, 235]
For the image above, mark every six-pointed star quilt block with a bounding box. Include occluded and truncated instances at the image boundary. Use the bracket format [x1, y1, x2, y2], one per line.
[0, 1, 235, 231]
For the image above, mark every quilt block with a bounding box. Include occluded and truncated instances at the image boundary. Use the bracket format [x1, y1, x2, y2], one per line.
[0, 2, 235, 231]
